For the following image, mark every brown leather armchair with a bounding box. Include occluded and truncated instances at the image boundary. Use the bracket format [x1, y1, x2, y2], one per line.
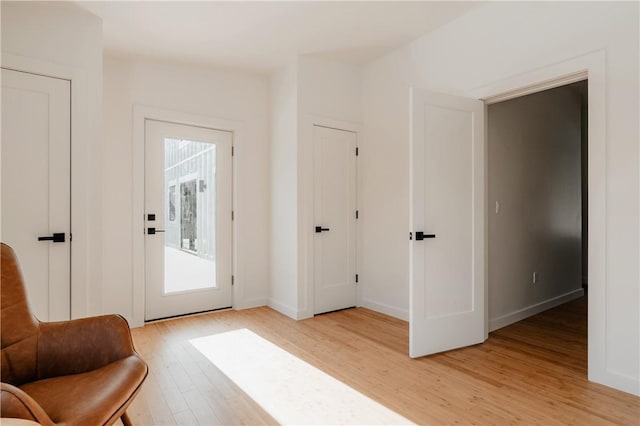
[1, 243, 148, 425]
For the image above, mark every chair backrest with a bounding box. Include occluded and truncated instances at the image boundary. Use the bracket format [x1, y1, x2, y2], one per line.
[1, 243, 39, 385]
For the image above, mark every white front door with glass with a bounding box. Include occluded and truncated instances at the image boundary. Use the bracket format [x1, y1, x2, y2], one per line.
[144, 119, 233, 321]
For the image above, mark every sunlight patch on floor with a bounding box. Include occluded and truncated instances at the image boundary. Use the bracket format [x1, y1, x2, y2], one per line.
[190, 329, 414, 425]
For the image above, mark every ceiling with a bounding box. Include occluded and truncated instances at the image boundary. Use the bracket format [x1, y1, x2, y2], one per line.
[75, 1, 479, 74]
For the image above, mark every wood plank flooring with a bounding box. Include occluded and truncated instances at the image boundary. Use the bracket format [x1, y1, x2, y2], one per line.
[125, 296, 640, 425]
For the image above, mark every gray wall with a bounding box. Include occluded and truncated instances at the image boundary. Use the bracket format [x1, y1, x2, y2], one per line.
[488, 83, 583, 329]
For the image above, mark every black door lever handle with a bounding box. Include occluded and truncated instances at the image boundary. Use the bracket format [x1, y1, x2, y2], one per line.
[38, 233, 65, 243]
[415, 232, 436, 241]
[315, 226, 330, 233]
[147, 227, 166, 235]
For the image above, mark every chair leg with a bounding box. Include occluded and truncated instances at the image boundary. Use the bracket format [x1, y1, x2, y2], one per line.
[121, 411, 133, 426]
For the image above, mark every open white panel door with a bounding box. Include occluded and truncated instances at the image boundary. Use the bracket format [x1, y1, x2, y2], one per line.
[409, 89, 485, 358]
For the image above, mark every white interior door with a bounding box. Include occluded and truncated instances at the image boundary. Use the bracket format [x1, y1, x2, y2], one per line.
[313, 125, 357, 315]
[409, 89, 485, 357]
[1, 68, 71, 321]
[145, 119, 232, 321]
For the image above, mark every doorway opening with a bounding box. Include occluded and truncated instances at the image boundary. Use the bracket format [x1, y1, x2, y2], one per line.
[487, 80, 588, 370]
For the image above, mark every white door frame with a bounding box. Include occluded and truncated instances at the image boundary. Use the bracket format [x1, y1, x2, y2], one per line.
[299, 116, 362, 319]
[1, 53, 91, 319]
[132, 105, 242, 327]
[469, 50, 618, 391]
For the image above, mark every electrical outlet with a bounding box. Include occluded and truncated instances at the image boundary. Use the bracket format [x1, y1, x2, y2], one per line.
[533, 272, 537, 284]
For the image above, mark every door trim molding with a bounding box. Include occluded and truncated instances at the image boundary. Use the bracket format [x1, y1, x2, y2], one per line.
[299, 115, 361, 319]
[1, 52, 90, 320]
[481, 70, 588, 105]
[470, 50, 633, 393]
[132, 105, 242, 327]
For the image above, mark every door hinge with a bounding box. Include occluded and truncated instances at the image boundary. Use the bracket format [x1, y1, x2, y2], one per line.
[409, 232, 413, 240]
[232, 146, 235, 156]
[356, 147, 359, 156]
[232, 211, 234, 220]
[355, 274, 359, 283]
[232, 275, 235, 286]
[356, 210, 359, 219]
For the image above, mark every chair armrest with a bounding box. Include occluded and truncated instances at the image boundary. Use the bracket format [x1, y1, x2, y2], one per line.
[1, 382, 53, 426]
[36, 314, 137, 379]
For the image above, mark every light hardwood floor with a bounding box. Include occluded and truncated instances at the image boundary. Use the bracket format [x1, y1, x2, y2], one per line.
[126, 296, 640, 425]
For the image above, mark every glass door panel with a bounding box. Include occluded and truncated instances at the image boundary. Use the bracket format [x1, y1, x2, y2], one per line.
[163, 138, 217, 294]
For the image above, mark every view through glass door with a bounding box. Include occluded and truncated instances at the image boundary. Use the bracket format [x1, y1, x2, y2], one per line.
[145, 119, 232, 321]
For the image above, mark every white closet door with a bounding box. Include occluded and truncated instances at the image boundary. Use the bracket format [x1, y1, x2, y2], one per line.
[313, 125, 357, 315]
[1, 68, 71, 321]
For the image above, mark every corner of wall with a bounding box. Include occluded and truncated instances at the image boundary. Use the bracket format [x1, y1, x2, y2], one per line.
[268, 298, 299, 320]
[268, 60, 300, 313]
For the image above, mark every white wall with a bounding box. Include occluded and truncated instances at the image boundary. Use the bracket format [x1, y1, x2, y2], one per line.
[269, 59, 299, 317]
[103, 54, 270, 324]
[362, 1, 638, 394]
[269, 56, 362, 319]
[298, 56, 362, 124]
[488, 84, 583, 330]
[268, 56, 362, 319]
[1, 1, 103, 318]
[297, 56, 363, 318]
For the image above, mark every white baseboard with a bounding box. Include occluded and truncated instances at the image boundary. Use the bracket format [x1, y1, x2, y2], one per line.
[268, 298, 299, 320]
[295, 309, 314, 320]
[234, 298, 268, 311]
[361, 298, 409, 321]
[591, 368, 640, 397]
[489, 288, 585, 332]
